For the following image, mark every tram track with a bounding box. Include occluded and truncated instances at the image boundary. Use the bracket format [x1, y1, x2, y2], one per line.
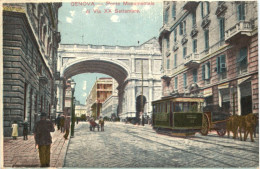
[117, 124, 259, 164]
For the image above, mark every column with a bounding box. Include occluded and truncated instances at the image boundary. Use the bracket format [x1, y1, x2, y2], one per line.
[130, 80, 136, 117]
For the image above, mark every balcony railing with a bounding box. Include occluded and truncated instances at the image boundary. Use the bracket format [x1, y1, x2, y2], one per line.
[184, 53, 200, 68]
[225, 21, 253, 42]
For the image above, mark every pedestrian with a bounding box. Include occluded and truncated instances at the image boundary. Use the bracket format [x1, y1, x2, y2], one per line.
[76, 117, 79, 124]
[11, 121, 18, 140]
[23, 121, 28, 140]
[99, 117, 105, 131]
[60, 115, 65, 133]
[33, 112, 55, 167]
[56, 115, 61, 130]
[63, 116, 70, 139]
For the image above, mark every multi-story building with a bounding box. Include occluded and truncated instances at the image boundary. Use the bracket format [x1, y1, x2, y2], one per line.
[75, 102, 87, 119]
[101, 79, 118, 118]
[86, 78, 114, 118]
[159, 1, 258, 116]
[3, 3, 62, 136]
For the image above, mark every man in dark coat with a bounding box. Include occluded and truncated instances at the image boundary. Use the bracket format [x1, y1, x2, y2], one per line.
[23, 121, 28, 140]
[56, 115, 61, 130]
[33, 112, 55, 167]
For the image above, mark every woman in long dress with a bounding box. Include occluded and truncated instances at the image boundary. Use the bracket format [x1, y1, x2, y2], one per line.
[12, 121, 18, 140]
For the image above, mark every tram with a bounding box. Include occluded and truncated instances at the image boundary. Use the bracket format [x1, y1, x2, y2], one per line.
[152, 96, 205, 136]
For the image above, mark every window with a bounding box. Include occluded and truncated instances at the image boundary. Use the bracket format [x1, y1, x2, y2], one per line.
[165, 8, 169, 23]
[183, 73, 187, 88]
[183, 21, 186, 35]
[237, 47, 248, 74]
[193, 69, 197, 83]
[166, 37, 170, 49]
[202, 62, 211, 80]
[183, 47, 187, 58]
[237, 3, 245, 21]
[179, 22, 183, 35]
[174, 54, 177, 68]
[167, 57, 170, 69]
[172, 3, 176, 19]
[174, 77, 178, 90]
[192, 11, 196, 27]
[216, 55, 226, 74]
[204, 30, 209, 50]
[219, 18, 225, 41]
[193, 39, 197, 53]
[201, 2, 210, 18]
[174, 29, 177, 42]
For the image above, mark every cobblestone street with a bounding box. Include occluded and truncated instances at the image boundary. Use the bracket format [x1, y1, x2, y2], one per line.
[64, 121, 259, 168]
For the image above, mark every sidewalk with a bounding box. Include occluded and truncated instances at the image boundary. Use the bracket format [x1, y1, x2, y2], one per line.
[3, 127, 70, 168]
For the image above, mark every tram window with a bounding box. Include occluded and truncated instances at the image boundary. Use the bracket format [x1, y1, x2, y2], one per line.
[175, 102, 183, 112]
[162, 103, 166, 113]
[190, 102, 198, 112]
[167, 102, 170, 113]
[200, 102, 204, 111]
[153, 104, 157, 113]
[183, 102, 189, 112]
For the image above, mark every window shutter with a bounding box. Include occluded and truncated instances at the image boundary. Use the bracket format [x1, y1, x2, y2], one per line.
[201, 2, 204, 18]
[216, 56, 220, 73]
[238, 4, 242, 20]
[183, 21, 186, 34]
[202, 64, 205, 80]
[220, 18, 225, 40]
[172, 4, 176, 18]
[207, 62, 211, 78]
[205, 30, 209, 50]
[192, 12, 196, 26]
[241, 3, 245, 20]
[193, 40, 197, 53]
[206, 2, 210, 15]
[179, 23, 183, 35]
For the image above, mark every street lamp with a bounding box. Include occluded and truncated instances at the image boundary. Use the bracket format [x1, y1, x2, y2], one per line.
[70, 80, 76, 137]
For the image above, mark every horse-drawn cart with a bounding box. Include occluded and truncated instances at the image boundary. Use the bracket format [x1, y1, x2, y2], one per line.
[200, 106, 230, 136]
[89, 120, 100, 131]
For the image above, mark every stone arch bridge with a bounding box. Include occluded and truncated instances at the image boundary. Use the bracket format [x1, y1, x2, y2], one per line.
[56, 37, 162, 119]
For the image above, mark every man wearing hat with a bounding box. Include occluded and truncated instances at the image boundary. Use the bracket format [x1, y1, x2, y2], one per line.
[33, 112, 55, 167]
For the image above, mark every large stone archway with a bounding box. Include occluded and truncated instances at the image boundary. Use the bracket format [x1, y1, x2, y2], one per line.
[56, 37, 162, 119]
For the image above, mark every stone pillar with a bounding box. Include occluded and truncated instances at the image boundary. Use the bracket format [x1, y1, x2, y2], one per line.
[130, 80, 136, 117]
[148, 79, 153, 116]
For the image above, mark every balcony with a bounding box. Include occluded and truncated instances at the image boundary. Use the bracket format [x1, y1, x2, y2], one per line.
[39, 76, 48, 85]
[190, 27, 198, 37]
[159, 24, 170, 35]
[225, 21, 253, 43]
[181, 35, 188, 45]
[183, 1, 199, 11]
[201, 16, 211, 29]
[215, 2, 227, 17]
[172, 42, 179, 51]
[184, 53, 200, 68]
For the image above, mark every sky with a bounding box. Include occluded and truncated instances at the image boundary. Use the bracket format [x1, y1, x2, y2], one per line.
[58, 2, 163, 104]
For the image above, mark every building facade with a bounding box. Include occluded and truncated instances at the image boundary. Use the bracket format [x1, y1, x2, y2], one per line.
[3, 3, 62, 136]
[101, 79, 118, 118]
[86, 78, 114, 118]
[159, 1, 258, 116]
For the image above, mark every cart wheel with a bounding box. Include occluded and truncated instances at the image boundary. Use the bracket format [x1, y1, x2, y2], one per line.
[217, 128, 226, 136]
[200, 113, 210, 136]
